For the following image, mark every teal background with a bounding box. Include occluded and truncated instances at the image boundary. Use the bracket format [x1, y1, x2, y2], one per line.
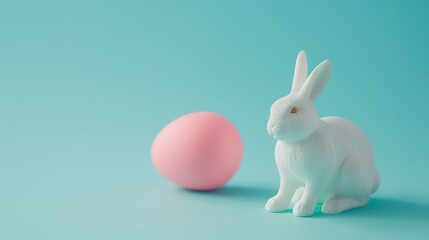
[1, 0, 429, 239]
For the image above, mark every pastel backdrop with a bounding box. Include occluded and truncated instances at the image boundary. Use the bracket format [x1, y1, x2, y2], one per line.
[1, 0, 428, 239]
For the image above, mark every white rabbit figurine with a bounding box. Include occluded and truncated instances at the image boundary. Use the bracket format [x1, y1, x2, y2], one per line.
[265, 51, 379, 216]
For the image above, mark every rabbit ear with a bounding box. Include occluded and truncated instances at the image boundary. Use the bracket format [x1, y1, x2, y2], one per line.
[300, 59, 332, 102]
[290, 50, 308, 93]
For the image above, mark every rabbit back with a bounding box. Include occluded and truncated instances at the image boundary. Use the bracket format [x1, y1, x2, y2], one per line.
[322, 116, 377, 197]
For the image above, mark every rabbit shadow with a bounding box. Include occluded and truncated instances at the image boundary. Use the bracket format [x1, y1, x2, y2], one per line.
[180, 185, 429, 223]
[312, 197, 429, 222]
[182, 186, 429, 222]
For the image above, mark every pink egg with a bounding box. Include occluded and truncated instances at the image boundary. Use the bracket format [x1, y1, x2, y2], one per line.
[151, 112, 243, 191]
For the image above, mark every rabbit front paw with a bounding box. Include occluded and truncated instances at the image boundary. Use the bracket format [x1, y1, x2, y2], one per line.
[265, 195, 289, 212]
[293, 200, 315, 217]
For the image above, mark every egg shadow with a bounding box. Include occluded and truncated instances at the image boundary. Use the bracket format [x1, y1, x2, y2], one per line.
[181, 185, 277, 201]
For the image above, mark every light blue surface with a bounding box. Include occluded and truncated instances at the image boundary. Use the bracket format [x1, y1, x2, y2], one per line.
[1, 0, 429, 239]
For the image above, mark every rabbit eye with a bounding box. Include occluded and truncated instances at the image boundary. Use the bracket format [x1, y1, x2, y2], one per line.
[290, 106, 299, 114]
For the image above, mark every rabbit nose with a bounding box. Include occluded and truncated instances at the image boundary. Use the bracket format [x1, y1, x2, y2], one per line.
[267, 122, 278, 138]
[267, 122, 275, 136]
[267, 126, 274, 136]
